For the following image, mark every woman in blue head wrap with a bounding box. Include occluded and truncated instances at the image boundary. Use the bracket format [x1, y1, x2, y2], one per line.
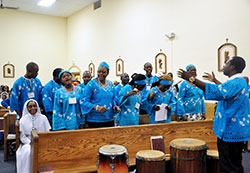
[117, 73, 146, 126]
[175, 64, 206, 121]
[80, 62, 120, 128]
[52, 70, 84, 130]
[143, 74, 176, 124]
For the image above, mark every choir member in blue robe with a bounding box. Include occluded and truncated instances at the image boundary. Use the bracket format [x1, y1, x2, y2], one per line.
[76, 70, 92, 97]
[178, 56, 250, 173]
[141, 62, 159, 96]
[52, 70, 83, 130]
[80, 62, 120, 128]
[115, 73, 130, 100]
[42, 68, 63, 122]
[144, 75, 176, 124]
[175, 64, 206, 121]
[10, 62, 42, 118]
[118, 73, 146, 126]
[114, 73, 130, 125]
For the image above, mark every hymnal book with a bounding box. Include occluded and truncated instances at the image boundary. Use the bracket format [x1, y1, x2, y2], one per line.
[150, 136, 165, 153]
[38, 166, 54, 173]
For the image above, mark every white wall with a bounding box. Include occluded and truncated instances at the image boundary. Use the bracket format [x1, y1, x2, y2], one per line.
[67, 0, 250, 83]
[0, 9, 67, 87]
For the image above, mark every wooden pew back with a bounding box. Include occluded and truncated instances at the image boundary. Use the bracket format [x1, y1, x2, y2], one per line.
[3, 113, 16, 161]
[32, 120, 217, 173]
[0, 109, 9, 117]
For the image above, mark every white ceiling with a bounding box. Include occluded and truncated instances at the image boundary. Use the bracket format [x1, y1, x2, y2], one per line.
[1, 0, 98, 17]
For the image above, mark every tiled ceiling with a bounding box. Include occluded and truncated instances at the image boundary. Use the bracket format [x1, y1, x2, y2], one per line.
[1, 0, 98, 17]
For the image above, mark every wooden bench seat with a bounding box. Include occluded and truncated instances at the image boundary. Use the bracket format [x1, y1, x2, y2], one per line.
[31, 120, 217, 173]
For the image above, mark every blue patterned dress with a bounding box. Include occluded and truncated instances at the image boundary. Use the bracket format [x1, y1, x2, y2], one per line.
[10, 76, 43, 112]
[118, 85, 143, 126]
[114, 84, 127, 125]
[76, 83, 86, 97]
[80, 79, 116, 123]
[144, 87, 176, 123]
[53, 86, 83, 130]
[141, 75, 159, 98]
[42, 80, 62, 119]
[176, 81, 206, 120]
[205, 75, 250, 142]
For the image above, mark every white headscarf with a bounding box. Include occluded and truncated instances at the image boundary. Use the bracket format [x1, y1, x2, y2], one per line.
[22, 99, 41, 117]
[20, 99, 50, 134]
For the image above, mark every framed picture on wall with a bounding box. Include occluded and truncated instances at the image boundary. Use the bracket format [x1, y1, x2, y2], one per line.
[218, 39, 237, 72]
[116, 58, 124, 76]
[155, 50, 167, 74]
[68, 64, 81, 81]
[3, 63, 15, 78]
[88, 62, 95, 77]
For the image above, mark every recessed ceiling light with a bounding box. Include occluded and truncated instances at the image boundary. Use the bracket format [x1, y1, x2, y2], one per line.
[38, 0, 56, 7]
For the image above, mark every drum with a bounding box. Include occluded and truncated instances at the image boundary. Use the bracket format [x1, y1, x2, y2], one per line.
[206, 150, 220, 173]
[97, 144, 129, 173]
[136, 150, 166, 173]
[170, 138, 207, 173]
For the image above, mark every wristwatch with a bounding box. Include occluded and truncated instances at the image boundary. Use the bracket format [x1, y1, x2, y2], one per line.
[189, 76, 196, 83]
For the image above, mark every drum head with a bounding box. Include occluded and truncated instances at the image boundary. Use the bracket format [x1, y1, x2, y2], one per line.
[136, 150, 165, 160]
[99, 144, 127, 155]
[170, 138, 206, 150]
[207, 150, 219, 158]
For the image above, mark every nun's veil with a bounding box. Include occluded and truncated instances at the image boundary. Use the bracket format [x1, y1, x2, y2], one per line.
[22, 99, 41, 117]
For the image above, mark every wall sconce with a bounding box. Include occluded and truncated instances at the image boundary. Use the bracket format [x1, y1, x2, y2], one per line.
[165, 32, 176, 40]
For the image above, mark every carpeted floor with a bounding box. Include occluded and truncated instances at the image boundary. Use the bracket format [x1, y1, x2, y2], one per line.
[0, 144, 250, 173]
[0, 145, 16, 173]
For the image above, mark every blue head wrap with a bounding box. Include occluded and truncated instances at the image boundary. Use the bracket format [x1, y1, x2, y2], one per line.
[99, 61, 110, 70]
[186, 64, 196, 71]
[58, 70, 72, 79]
[134, 79, 146, 85]
[159, 80, 173, 85]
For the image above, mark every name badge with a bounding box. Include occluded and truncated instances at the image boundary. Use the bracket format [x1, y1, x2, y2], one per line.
[146, 86, 151, 91]
[69, 97, 77, 104]
[28, 92, 35, 98]
[135, 102, 140, 109]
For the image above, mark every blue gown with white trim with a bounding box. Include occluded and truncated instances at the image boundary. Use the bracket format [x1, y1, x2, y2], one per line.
[144, 87, 176, 124]
[205, 76, 250, 142]
[53, 86, 83, 130]
[42, 80, 62, 114]
[10, 76, 43, 112]
[80, 78, 116, 123]
[175, 80, 205, 116]
[118, 85, 143, 126]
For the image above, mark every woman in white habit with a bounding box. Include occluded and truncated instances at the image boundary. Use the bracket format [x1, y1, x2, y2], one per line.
[16, 99, 51, 173]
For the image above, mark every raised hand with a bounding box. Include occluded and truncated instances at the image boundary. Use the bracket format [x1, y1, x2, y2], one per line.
[202, 72, 215, 82]
[177, 69, 192, 81]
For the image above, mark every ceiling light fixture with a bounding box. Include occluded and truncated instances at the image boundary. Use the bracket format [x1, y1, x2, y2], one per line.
[38, 0, 56, 7]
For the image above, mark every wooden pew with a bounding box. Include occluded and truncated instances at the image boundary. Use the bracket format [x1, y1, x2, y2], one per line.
[0, 108, 9, 117]
[31, 120, 217, 173]
[3, 113, 16, 161]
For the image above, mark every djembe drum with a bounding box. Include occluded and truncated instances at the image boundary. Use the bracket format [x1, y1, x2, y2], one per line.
[170, 138, 207, 173]
[206, 150, 220, 173]
[136, 150, 166, 173]
[97, 144, 129, 173]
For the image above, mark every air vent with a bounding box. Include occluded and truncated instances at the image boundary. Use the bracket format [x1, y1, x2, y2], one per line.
[94, 0, 101, 10]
